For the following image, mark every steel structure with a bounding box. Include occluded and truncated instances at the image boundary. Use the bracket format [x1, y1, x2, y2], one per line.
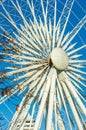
[0, 0, 86, 130]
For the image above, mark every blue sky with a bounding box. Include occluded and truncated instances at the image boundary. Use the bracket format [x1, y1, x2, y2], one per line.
[0, 0, 86, 130]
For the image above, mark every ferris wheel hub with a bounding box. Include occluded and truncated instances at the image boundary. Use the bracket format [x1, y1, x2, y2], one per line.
[51, 48, 69, 70]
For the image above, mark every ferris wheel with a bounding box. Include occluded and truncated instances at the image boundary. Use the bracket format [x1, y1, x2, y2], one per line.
[0, 0, 86, 130]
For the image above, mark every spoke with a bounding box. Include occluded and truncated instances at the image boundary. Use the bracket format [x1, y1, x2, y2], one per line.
[38, 83, 46, 103]
[68, 45, 86, 56]
[18, 67, 48, 95]
[52, 0, 57, 49]
[0, 8, 21, 34]
[63, 72, 86, 116]
[13, 70, 37, 82]
[41, 0, 50, 50]
[28, 20, 47, 52]
[65, 42, 77, 52]
[57, 78, 72, 130]
[68, 75, 84, 91]
[68, 71, 86, 81]
[68, 66, 86, 75]
[0, 80, 24, 104]
[9, 96, 33, 130]
[10, 0, 28, 28]
[47, 69, 57, 130]
[13, 32, 43, 57]
[0, 69, 48, 104]
[34, 69, 54, 130]
[69, 59, 86, 64]
[60, 80, 83, 129]
[0, 5, 44, 56]
[54, 94, 66, 130]
[27, 0, 48, 52]
[6, 65, 38, 77]
[20, 22, 45, 53]
[69, 54, 82, 59]
[69, 64, 86, 69]
[67, 72, 86, 103]
[63, 16, 86, 50]
[9, 73, 47, 130]
[17, 67, 48, 92]
[57, 0, 74, 46]
[61, 32, 70, 47]
[67, 70, 86, 88]
[55, 25, 60, 47]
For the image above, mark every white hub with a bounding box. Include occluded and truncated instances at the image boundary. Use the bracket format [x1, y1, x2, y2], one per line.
[51, 48, 69, 70]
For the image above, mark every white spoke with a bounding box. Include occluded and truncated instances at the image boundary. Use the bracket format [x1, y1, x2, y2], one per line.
[69, 54, 82, 59]
[63, 16, 86, 50]
[60, 81, 83, 130]
[68, 45, 86, 56]
[41, 0, 50, 50]
[17, 67, 47, 92]
[27, 0, 48, 51]
[69, 71, 86, 81]
[69, 59, 86, 64]
[52, 0, 57, 49]
[34, 73, 51, 130]
[63, 72, 86, 116]
[57, 78, 72, 130]
[67, 71, 86, 88]
[10, 97, 33, 129]
[68, 66, 86, 75]
[54, 94, 66, 130]
[65, 42, 77, 52]
[57, 0, 74, 46]
[10, 0, 28, 28]
[47, 68, 57, 130]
